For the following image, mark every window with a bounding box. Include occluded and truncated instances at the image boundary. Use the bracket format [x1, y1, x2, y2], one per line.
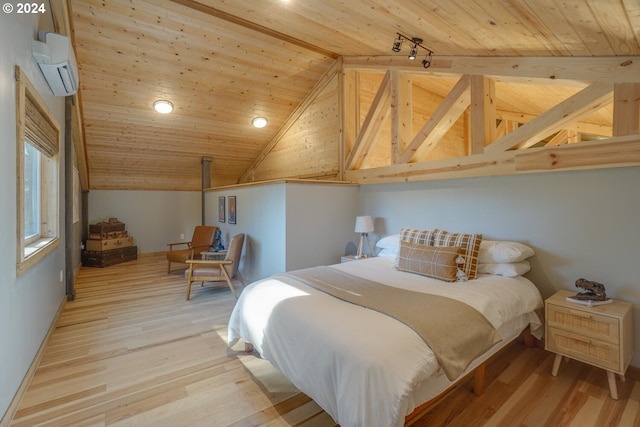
[23, 142, 41, 244]
[15, 65, 60, 276]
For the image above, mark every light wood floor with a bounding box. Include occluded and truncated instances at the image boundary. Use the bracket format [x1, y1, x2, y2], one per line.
[10, 254, 640, 427]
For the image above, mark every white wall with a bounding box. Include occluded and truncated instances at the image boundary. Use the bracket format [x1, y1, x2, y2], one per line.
[0, 13, 67, 420]
[358, 166, 640, 365]
[88, 190, 201, 253]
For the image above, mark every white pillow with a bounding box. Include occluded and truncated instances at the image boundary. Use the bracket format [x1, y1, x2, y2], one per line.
[478, 240, 534, 263]
[375, 234, 399, 257]
[377, 248, 397, 258]
[478, 261, 530, 277]
[376, 234, 400, 250]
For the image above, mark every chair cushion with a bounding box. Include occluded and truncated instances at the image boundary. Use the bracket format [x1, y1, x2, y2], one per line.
[167, 248, 193, 263]
[191, 268, 223, 278]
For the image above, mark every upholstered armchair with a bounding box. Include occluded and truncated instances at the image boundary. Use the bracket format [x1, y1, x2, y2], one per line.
[185, 233, 245, 300]
[166, 225, 217, 273]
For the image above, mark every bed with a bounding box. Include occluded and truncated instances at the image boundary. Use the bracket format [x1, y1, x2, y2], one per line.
[228, 231, 543, 427]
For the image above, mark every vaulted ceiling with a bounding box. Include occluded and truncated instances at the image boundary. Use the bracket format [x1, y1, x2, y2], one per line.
[66, 0, 640, 191]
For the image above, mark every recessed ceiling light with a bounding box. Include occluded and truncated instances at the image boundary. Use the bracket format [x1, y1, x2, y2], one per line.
[252, 117, 268, 128]
[153, 100, 173, 114]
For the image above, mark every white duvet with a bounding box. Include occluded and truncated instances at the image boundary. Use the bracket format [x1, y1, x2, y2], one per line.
[227, 257, 543, 427]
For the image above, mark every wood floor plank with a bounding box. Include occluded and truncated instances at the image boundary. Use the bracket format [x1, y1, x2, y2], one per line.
[619, 382, 640, 426]
[9, 254, 640, 426]
[522, 359, 583, 427]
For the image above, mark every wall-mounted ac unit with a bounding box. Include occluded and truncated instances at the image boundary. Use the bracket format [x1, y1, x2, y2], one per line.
[32, 32, 79, 96]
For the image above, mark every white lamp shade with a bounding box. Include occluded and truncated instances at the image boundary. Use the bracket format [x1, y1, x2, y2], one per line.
[354, 215, 374, 233]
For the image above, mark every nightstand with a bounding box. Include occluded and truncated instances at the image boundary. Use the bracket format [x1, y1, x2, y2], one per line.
[340, 255, 374, 263]
[545, 290, 633, 399]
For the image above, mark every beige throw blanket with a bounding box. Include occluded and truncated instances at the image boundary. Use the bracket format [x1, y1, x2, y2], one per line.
[275, 266, 502, 380]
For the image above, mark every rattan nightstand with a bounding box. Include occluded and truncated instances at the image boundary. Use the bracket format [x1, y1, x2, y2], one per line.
[545, 290, 633, 399]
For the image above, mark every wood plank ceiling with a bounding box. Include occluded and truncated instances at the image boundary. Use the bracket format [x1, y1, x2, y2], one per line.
[68, 0, 640, 191]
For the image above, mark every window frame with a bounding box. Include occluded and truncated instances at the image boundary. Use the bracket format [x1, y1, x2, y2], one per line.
[15, 65, 61, 276]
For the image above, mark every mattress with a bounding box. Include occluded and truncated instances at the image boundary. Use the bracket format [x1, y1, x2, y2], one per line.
[228, 256, 543, 427]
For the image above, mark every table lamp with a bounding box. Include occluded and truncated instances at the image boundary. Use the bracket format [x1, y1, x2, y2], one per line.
[354, 215, 375, 259]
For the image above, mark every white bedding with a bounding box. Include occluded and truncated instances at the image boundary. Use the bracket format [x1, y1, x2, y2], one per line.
[227, 257, 543, 427]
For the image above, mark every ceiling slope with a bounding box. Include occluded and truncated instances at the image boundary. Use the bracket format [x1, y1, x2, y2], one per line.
[68, 0, 640, 190]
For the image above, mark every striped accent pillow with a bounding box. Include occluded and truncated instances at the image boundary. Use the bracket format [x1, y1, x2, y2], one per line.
[396, 241, 463, 282]
[433, 229, 483, 281]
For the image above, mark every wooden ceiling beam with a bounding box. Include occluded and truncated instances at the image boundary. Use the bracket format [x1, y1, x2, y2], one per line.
[545, 130, 568, 147]
[397, 75, 471, 164]
[344, 135, 640, 185]
[486, 82, 614, 153]
[469, 75, 496, 154]
[515, 135, 640, 172]
[342, 56, 640, 84]
[613, 83, 640, 136]
[169, 0, 339, 59]
[496, 111, 613, 136]
[345, 71, 391, 170]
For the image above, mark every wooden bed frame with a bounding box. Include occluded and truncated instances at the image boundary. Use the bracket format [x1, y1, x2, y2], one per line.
[243, 327, 537, 426]
[404, 326, 537, 425]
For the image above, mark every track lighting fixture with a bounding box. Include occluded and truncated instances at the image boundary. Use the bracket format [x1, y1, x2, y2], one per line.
[390, 33, 434, 68]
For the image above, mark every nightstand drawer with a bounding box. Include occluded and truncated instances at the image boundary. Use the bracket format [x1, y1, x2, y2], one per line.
[547, 303, 619, 344]
[547, 327, 620, 372]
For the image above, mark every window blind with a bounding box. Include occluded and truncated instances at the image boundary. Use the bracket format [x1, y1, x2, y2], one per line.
[24, 91, 58, 157]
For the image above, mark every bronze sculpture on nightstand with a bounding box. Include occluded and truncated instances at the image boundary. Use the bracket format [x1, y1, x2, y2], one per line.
[573, 277, 607, 301]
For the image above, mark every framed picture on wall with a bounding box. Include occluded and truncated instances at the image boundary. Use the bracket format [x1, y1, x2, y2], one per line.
[218, 196, 225, 223]
[228, 196, 236, 224]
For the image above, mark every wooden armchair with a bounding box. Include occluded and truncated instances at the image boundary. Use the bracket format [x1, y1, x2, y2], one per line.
[185, 233, 245, 300]
[166, 225, 217, 273]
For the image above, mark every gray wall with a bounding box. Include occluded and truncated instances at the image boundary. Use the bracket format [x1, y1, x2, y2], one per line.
[0, 12, 67, 420]
[206, 182, 359, 282]
[359, 166, 640, 365]
[285, 183, 360, 269]
[206, 184, 287, 282]
[88, 190, 201, 254]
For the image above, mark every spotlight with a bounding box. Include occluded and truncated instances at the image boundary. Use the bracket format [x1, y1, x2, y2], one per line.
[408, 44, 418, 60]
[392, 35, 403, 52]
[422, 52, 433, 69]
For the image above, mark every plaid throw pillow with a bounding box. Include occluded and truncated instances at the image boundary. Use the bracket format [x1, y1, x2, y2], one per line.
[399, 227, 438, 246]
[395, 228, 439, 268]
[397, 241, 463, 282]
[433, 229, 483, 281]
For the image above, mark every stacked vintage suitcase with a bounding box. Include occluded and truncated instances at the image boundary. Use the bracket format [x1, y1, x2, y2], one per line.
[81, 218, 138, 267]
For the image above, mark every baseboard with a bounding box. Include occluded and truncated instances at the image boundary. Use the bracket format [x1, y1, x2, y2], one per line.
[139, 251, 166, 257]
[0, 295, 66, 427]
